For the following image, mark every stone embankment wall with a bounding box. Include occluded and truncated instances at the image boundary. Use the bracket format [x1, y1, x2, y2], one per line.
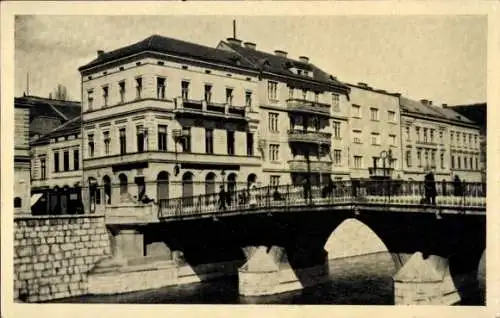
[14, 214, 111, 302]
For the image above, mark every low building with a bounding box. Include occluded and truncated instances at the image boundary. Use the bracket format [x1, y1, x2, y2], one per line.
[30, 116, 83, 214]
[14, 100, 30, 214]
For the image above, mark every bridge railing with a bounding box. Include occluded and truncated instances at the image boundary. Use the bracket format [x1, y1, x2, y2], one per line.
[157, 180, 485, 219]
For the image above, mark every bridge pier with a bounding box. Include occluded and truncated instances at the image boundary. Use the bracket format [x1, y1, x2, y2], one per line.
[393, 251, 461, 305]
[238, 245, 329, 296]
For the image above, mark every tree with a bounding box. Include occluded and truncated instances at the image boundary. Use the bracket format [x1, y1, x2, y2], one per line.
[52, 84, 69, 100]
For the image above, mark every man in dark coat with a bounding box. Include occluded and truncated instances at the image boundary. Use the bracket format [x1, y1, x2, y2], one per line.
[453, 175, 463, 196]
[218, 185, 227, 210]
[424, 170, 437, 205]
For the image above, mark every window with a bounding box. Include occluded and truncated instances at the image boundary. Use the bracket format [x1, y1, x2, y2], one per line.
[417, 149, 422, 167]
[457, 156, 461, 169]
[353, 156, 363, 169]
[464, 156, 468, 169]
[225, 88, 233, 105]
[352, 105, 361, 118]
[119, 81, 125, 103]
[119, 128, 126, 155]
[227, 131, 235, 155]
[430, 129, 434, 143]
[388, 111, 396, 122]
[181, 127, 191, 152]
[439, 131, 444, 144]
[389, 134, 396, 146]
[423, 128, 428, 143]
[136, 77, 143, 99]
[204, 84, 212, 103]
[157, 77, 166, 99]
[314, 92, 319, 103]
[352, 130, 362, 144]
[332, 121, 341, 139]
[73, 149, 79, 170]
[54, 151, 60, 172]
[450, 131, 454, 145]
[371, 133, 380, 145]
[247, 132, 254, 156]
[158, 125, 167, 151]
[102, 86, 109, 107]
[424, 150, 429, 167]
[405, 126, 411, 141]
[14, 197, 21, 208]
[440, 152, 445, 169]
[406, 150, 412, 167]
[469, 157, 473, 170]
[456, 132, 461, 146]
[40, 157, 46, 179]
[332, 93, 340, 111]
[312, 116, 320, 131]
[270, 176, 280, 187]
[415, 127, 420, 142]
[269, 112, 279, 133]
[476, 157, 479, 170]
[268, 81, 278, 100]
[302, 89, 307, 100]
[288, 87, 294, 99]
[370, 108, 379, 121]
[269, 144, 280, 161]
[88, 134, 95, 157]
[463, 134, 466, 146]
[474, 135, 478, 148]
[245, 91, 252, 108]
[205, 128, 213, 154]
[181, 81, 190, 100]
[103, 131, 110, 155]
[63, 151, 69, 171]
[87, 89, 94, 110]
[334, 149, 342, 165]
[431, 150, 436, 168]
[136, 125, 145, 153]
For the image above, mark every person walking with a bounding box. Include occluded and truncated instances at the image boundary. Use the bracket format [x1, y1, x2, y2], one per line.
[453, 175, 463, 197]
[424, 170, 437, 205]
[218, 185, 227, 210]
[249, 183, 257, 207]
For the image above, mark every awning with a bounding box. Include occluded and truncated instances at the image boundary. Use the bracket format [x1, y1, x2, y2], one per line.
[31, 193, 43, 207]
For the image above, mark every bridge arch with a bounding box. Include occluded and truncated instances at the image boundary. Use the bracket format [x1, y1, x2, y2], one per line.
[324, 218, 389, 260]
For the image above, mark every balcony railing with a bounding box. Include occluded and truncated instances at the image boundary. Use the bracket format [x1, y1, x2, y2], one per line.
[288, 159, 332, 173]
[174, 97, 247, 120]
[288, 129, 332, 145]
[286, 99, 330, 116]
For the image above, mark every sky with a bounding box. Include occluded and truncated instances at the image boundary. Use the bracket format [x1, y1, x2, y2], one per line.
[14, 15, 487, 105]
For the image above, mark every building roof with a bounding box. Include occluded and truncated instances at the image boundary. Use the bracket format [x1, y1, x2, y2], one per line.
[78, 34, 257, 72]
[31, 115, 81, 146]
[15, 95, 81, 122]
[446, 103, 486, 131]
[400, 97, 477, 127]
[221, 40, 348, 91]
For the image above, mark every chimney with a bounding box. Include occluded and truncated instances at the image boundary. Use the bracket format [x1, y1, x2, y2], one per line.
[393, 93, 401, 97]
[274, 50, 288, 58]
[442, 103, 448, 108]
[244, 42, 256, 50]
[358, 82, 369, 88]
[97, 50, 105, 57]
[226, 38, 242, 46]
[299, 56, 309, 63]
[428, 100, 433, 106]
[420, 99, 429, 105]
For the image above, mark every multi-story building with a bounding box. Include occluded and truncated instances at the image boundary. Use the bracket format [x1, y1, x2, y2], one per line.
[218, 39, 350, 186]
[346, 83, 402, 180]
[445, 103, 486, 183]
[78, 35, 267, 212]
[400, 98, 482, 182]
[30, 115, 83, 214]
[14, 98, 31, 214]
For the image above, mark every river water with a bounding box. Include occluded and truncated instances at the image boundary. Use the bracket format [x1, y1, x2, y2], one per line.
[51, 252, 485, 305]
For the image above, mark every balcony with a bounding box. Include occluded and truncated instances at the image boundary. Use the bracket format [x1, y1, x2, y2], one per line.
[173, 98, 248, 121]
[288, 129, 331, 145]
[288, 159, 332, 173]
[83, 151, 262, 171]
[286, 99, 330, 116]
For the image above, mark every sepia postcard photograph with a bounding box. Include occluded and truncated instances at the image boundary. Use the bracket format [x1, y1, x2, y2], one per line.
[1, 2, 499, 318]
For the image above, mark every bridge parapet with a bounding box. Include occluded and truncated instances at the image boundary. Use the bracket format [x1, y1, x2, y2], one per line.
[157, 180, 486, 220]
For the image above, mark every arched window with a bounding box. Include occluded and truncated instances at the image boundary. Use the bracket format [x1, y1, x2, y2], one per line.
[247, 173, 257, 189]
[14, 197, 21, 208]
[227, 173, 237, 194]
[182, 172, 194, 206]
[88, 177, 99, 213]
[205, 172, 216, 205]
[118, 174, 128, 201]
[157, 171, 169, 203]
[103, 175, 111, 204]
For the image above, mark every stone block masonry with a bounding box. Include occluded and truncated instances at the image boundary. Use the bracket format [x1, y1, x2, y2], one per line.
[14, 214, 111, 302]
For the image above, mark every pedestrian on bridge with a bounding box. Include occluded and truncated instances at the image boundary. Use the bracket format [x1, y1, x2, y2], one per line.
[424, 170, 437, 205]
[218, 185, 227, 210]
